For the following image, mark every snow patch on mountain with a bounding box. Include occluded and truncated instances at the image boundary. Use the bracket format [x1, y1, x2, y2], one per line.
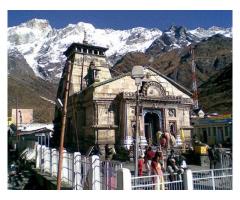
[8, 19, 232, 81]
[189, 26, 232, 39]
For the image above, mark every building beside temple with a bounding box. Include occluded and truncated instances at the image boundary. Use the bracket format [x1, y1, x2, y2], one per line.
[191, 114, 232, 147]
[53, 39, 194, 153]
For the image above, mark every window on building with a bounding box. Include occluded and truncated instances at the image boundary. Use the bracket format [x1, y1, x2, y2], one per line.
[225, 126, 229, 137]
[208, 127, 211, 136]
[213, 127, 216, 137]
[202, 128, 208, 143]
[230, 125, 232, 139]
[169, 121, 177, 136]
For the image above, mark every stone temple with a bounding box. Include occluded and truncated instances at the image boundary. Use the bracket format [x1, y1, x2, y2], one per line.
[53, 39, 193, 153]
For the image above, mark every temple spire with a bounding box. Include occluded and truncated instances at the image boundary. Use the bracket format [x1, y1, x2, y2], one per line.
[83, 30, 88, 44]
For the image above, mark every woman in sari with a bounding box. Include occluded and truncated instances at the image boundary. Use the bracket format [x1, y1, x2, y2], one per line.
[151, 153, 165, 190]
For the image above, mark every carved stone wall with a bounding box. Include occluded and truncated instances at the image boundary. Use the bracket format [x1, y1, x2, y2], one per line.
[64, 67, 193, 151]
[69, 53, 111, 96]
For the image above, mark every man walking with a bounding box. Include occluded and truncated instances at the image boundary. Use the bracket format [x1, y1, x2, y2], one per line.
[208, 145, 216, 169]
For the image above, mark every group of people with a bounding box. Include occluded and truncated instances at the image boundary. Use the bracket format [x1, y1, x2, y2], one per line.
[137, 146, 165, 189]
[208, 143, 227, 169]
[90, 144, 116, 160]
[156, 130, 177, 149]
[138, 146, 187, 182]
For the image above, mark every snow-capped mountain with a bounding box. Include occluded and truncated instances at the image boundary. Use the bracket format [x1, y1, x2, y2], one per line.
[145, 25, 232, 55]
[8, 18, 232, 81]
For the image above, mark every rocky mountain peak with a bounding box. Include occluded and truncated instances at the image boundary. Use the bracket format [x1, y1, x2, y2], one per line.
[168, 25, 187, 35]
[21, 18, 51, 30]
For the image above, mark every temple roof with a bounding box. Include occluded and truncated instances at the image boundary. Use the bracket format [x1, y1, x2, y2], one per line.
[93, 66, 192, 97]
[64, 42, 108, 57]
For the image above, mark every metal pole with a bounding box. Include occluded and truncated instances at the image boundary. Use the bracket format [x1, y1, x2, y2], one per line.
[134, 85, 140, 177]
[16, 97, 18, 141]
[40, 135, 43, 173]
[190, 46, 199, 110]
[57, 61, 72, 190]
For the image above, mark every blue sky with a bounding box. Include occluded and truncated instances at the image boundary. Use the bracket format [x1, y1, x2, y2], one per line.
[8, 10, 232, 30]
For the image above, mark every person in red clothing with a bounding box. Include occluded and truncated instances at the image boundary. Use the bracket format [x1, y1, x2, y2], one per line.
[151, 153, 165, 190]
[144, 146, 155, 175]
[138, 154, 144, 176]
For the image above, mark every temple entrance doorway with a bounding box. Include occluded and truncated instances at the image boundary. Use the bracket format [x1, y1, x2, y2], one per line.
[144, 112, 160, 145]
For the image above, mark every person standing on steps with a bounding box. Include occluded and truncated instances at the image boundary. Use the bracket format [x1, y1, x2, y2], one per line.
[144, 146, 155, 176]
[151, 153, 165, 190]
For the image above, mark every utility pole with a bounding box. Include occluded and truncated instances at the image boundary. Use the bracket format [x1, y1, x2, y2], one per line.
[57, 60, 72, 190]
[16, 97, 18, 141]
[190, 46, 199, 110]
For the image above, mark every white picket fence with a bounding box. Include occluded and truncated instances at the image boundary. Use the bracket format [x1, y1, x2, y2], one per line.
[35, 144, 122, 190]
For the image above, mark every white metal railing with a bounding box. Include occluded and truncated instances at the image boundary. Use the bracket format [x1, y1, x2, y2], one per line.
[163, 173, 184, 190]
[131, 168, 232, 190]
[132, 175, 159, 190]
[192, 168, 232, 190]
[131, 173, 184, 190]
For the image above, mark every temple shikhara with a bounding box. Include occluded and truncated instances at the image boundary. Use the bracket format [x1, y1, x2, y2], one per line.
[53, 39, 193, 153]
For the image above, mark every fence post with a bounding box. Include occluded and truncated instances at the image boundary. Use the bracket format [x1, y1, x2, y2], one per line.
[50, 147, 53, 176]
[106, 161, 109, 190]
[43, 147, 51, 173]
[67, 153, 74, 187]
[117, 168, 132, 190]
[40, 145, 46, 173]
[89, 155, 100, 190]
[32, 142, 38, 161]
[156, 176, 160, 190]
[183, 169, 193, 190]
[74, 152, 81, 190]
[51, 148, 58, 177]
[211, 170, 215, 190]
[36, 144, 41, 169]
[62, 150, 68, 184]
